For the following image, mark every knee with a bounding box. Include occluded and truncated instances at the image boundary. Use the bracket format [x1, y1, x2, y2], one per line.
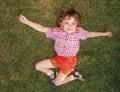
[35, 62, 42, 71]
[35, 62, 39, 70]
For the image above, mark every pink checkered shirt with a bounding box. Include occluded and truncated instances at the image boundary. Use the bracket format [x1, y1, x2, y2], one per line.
[46, 27, 88, 57]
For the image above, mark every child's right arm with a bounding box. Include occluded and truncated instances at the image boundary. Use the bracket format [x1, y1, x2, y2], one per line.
[18, 15, 47, 33]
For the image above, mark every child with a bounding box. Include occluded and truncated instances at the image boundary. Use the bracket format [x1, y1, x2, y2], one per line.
[18, 8, 112, 87]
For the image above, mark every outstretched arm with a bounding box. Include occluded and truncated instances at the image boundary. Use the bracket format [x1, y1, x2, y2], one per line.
[87, 31, 112, 38]
[18, 15, 47, 33]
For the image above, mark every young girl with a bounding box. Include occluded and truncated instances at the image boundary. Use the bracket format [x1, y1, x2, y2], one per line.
[18, 8, 112, 87]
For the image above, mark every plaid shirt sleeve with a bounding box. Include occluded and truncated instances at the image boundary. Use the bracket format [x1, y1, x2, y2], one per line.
[46, 27, 58, 40]
[78, 27, 88, 40]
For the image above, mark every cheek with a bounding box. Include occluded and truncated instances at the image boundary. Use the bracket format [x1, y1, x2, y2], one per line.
[73, 26, 77, 29]
[60, 23, 66, 28]
[62, 25, 68, 29]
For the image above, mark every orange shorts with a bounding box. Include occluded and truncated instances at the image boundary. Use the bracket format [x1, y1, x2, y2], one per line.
[50, 55, 77, 75]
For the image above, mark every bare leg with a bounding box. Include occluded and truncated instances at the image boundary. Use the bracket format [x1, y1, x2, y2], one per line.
[35, 59, 55, 76]
[53, 71, 85, 86]
[54, 72, 73, 86]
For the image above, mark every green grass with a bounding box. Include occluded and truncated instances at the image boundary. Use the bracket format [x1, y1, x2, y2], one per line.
[0, 0, 120, 92]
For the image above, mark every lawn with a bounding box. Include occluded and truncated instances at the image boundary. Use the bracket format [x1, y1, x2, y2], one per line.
[0, 0, 120, 92]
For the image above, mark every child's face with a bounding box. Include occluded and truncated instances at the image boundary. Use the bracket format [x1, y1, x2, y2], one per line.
[60, 17, 77, 33]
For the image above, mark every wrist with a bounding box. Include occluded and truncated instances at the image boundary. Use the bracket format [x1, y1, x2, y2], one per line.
[102, 33, 107, 36]
[25, 20, 30, 25]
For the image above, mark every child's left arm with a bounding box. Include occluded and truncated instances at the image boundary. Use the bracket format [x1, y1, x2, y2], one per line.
[87, 31, 112, 38]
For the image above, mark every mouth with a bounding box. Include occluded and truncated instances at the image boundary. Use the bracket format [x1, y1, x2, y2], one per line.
[67, 29, 73, 31]
[66, 30, 73, 33]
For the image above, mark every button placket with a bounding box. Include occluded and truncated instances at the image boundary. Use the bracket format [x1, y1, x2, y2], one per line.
[64, 34, 69, 54]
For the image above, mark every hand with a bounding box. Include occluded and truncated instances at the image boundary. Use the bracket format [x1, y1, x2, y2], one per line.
[105, 31, 113, 37]
[18, 15, 28, 24]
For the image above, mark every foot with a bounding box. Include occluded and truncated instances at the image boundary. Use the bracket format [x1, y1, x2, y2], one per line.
[50, 80, 57, 88]
[50, 71, 57, 80]
[72, 70, 85, 81]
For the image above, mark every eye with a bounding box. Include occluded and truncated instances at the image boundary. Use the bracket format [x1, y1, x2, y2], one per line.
[72, 22, 76, 25]
[64, 22, 69, 24]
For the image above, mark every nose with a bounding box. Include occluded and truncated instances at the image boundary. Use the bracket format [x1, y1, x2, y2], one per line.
[68, 24, 72, 30]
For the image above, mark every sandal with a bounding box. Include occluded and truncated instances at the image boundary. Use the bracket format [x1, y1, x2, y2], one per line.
[50, 80, 56, 88]
[72, 70, 85, 81]
[50, 71, 57, 80]
[50, 71, 57, 88]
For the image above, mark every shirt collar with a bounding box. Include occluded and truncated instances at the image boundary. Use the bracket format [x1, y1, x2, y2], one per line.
[59, 28, 79, 35]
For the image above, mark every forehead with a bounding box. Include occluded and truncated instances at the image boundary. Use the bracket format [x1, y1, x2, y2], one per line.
[63, 16, 77, 22]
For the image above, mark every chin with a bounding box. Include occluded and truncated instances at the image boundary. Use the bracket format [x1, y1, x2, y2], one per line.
[65, 30, 75, 33]
[68, 31, 74, 33]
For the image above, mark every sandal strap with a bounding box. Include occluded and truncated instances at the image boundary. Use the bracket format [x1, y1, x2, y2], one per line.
[50, 80, 57, 88]
[50, 71, 57, 80]
[51, 82, 56, 88]
[72, 70, 85, 81]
